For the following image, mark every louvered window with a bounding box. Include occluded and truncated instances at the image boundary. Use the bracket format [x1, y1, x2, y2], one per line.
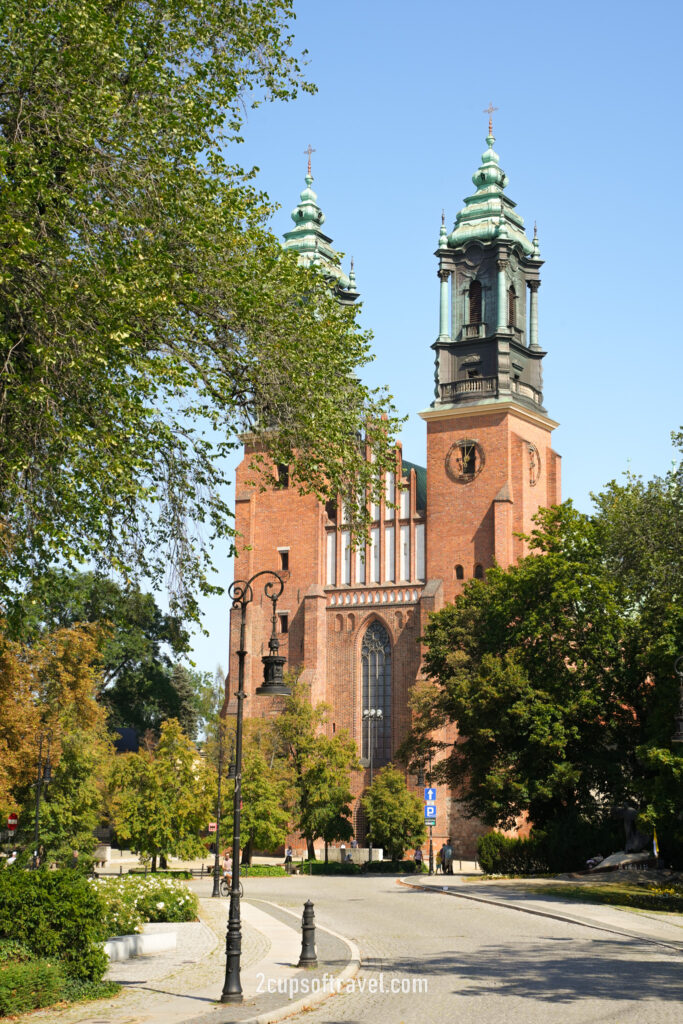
[469, 280, 482, 324]
[507, 286, 516, 328]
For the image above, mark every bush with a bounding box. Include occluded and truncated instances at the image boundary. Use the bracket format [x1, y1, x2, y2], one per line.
[126, 869, 193, 879]
[364, 859, 425, 873]
[241, 864, 287, 877]
[94, 876, 199, 936]
[0, 869, 108, 981]
[0, 939, 32, 964]
[0, 958, 67, 1015]
[477, 817, 624, 875]
[306, 861, 361, 875]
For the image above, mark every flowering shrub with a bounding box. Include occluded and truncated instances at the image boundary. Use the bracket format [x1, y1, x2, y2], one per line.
[93, 877, 199, 937]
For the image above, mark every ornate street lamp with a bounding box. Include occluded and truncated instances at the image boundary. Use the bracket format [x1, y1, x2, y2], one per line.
[673, 655, 683, 744]
[362, 708, 383, 863]
[220, 570, 289, 1004]
[32, 732, 52, 869]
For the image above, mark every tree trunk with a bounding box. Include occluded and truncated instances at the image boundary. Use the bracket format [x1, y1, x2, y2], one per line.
[242, 837, 253, 866]
[160, 854, 168, 869]
[324, 841, 328, 865]
[151, 853, 157, 873]
[307, 837, 316, 860]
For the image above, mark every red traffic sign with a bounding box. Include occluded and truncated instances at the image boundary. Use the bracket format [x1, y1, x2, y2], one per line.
[7, 813, 18, 833]
[208, 822, 217, 833]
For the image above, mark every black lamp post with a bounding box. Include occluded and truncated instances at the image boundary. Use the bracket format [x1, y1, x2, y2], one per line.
[32, 732, 52, 869]
[673, 655, 683, 744]
[220, 570, 289, 1004]
[211, 724, 225, 898]
[362, 707, 383, 863]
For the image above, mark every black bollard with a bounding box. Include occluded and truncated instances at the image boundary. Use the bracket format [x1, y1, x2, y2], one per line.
[298, 899, 318, 968]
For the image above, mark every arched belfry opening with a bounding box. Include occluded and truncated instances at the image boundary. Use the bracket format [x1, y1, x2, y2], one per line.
[361, 621, 392, 767]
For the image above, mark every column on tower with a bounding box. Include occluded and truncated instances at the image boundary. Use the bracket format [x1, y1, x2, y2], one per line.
[528, 281, 540, 349]
[497, 258, 508, 331]
[438, 270, 450, 340]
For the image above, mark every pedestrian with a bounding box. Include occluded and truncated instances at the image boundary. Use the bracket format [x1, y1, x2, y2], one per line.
[443, 840, 453, 875]
[284, 844, 293, 871]
[69, 849, 80, 869]
[414, 846, 424, 870]
[7, 851, 17, 866]
[222, 849, 232, 887]
[350, 837, 358, 849]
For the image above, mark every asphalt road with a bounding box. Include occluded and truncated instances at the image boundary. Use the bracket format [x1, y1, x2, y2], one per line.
[244, 875, 682, 1024]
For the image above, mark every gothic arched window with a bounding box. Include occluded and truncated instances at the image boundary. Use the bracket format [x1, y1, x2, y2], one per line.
[361, 621, 391, 766]
[474, 563, 484, 579]
[468, 280, 482, 324]
[507, 285, 517, 328]
[455, 564, 464, 580]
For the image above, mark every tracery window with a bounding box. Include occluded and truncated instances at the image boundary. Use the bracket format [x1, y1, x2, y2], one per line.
[361, 622, 391, 766]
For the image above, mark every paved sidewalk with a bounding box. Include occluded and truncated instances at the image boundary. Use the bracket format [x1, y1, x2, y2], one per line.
[29, 887, 358, 1024]
[400, 874, 683, 952]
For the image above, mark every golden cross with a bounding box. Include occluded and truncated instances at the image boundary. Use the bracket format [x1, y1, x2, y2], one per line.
[483, 102, 498, 135]
[304, 144, 316, 175]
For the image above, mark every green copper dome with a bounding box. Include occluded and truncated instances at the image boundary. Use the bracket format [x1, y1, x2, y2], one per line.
[447, 133, 534, 255]
[282, 172, 358, 302]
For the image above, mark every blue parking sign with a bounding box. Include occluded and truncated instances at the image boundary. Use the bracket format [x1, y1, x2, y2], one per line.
[424, 804, 436, 818]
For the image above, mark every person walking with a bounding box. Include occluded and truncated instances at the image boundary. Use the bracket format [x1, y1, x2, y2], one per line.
[222, 849, 232, 888]
[414, 846, 424, 870]
[443, 840, 454, 875]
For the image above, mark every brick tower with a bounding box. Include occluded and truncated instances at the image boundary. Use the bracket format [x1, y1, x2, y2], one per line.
[228, 131, 560, 857]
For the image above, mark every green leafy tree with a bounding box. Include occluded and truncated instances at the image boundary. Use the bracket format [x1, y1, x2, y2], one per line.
[592, 436, 683, 863]
[225, 747, 290, 864]
[111, 718, 213, 870]
[362, 765, 425, 862]
[415, 504, 649, 834]
[274, 676, 359, 859]
[7, 570, 208, 736]
[0, 0, 400, 620]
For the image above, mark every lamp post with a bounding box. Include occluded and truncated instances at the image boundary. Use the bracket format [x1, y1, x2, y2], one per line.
[32, 732, 52, 869]
[211, 723, 225, 898]
[362, 708, 383, 863]
[220, 570, 290, 1004]
[673, 655, 683, 744]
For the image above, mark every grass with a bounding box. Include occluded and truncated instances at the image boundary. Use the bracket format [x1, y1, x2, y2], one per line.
[519, 880, 683, 913]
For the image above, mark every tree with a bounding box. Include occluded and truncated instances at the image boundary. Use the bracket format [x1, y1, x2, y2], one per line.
[362, 765, 425, 862]
[229, 747, 290, 865]
[0, 0, 400, 620]
[274, 677, 359, 859]
[0, 619, 113, 858]
[415, 504, 648, 833]
[111, 718, 213, 870]
[7, 570, 207, 736]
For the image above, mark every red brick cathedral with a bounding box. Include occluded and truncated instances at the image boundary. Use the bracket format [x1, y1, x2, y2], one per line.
[228, 130, 561, 857]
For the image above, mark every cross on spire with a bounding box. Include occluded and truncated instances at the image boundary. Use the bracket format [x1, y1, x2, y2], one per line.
[304, 144, 316, 175]
[483, 102, 498, 135]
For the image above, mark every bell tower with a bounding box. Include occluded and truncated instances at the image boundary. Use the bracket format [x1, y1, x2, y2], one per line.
[421, 124, 561, 602]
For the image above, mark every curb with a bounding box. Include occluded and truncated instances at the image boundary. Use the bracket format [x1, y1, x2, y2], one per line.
[240, 898, 361, 1024]
[396, 879, 682, 954]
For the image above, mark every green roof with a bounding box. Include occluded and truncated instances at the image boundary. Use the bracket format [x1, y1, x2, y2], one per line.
[401, 459, 426, 512]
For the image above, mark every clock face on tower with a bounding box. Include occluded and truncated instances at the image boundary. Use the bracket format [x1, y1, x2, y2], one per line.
[445, 438, 485, 483]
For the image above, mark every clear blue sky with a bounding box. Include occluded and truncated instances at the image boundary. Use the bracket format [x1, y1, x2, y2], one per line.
[187, 0, 683, 673]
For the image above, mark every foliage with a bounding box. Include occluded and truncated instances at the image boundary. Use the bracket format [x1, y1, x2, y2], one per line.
[414, 504, 654, 833]
[363, 859, 426, 873]
[306, 860, 360, 875]
[0, 618, 113, 855]
[0, 868, 108, 981]
[274, 677, 359, 857]
[229, 747, 290, 859]
[111, 719, 214, 869]
[0, 0, 400, 622]
[93, 876, 198, 937]
[0, 957, 67, 1016]
[241, 864, 287, 876]
[526, 882, 683, 914]
[361, 765, 426, 861]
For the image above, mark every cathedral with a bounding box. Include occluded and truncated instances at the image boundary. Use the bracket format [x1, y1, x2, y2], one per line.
[228, 126, 561, 858]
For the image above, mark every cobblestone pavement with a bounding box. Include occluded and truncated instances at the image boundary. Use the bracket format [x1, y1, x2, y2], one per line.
[27, 895, 270, 1024]
[242, 874, 682, 1024]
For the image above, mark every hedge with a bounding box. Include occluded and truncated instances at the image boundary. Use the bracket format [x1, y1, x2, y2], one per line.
[477, 818, 624, 876]
[0, 957, 66, 1015]
[240, 864, 287, 877]
[0, 869, 108, 981]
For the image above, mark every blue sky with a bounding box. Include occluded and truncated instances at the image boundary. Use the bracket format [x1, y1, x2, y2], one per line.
[187, 0, 683, 673]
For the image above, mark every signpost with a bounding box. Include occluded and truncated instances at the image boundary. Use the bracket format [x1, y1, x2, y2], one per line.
[7, 813, 18, 835]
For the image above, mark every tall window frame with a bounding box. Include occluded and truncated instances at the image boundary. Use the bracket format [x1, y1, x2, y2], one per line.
[361, 621, 391, 766]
